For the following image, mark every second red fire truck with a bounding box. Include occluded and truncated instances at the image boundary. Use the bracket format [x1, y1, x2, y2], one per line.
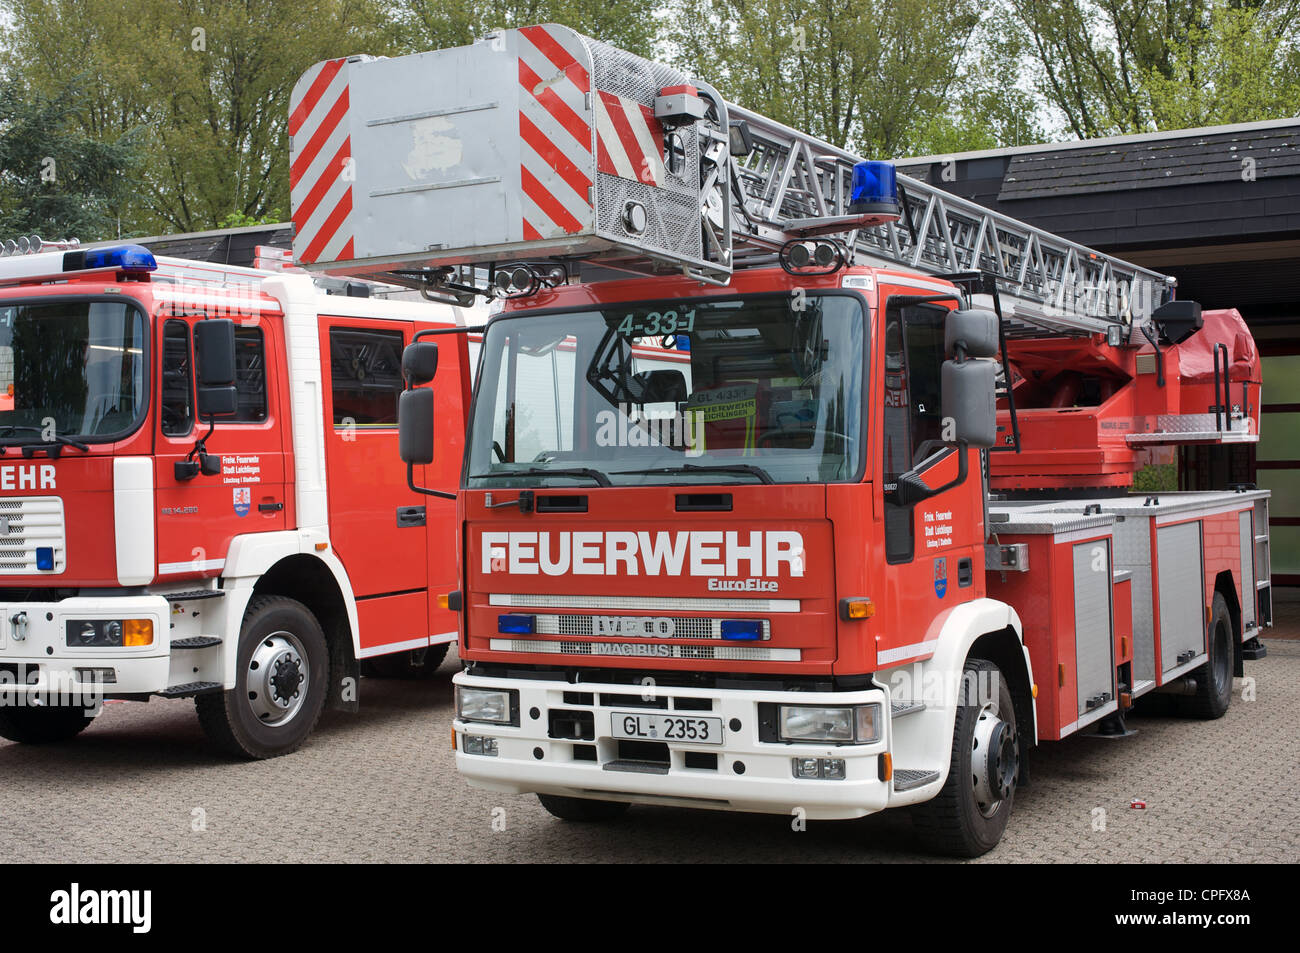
[292, 25, 1273, 855]
[0, 238, 475, 757]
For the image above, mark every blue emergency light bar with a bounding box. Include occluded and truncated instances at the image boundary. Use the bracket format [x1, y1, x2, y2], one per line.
[65, 244, 157, 274]
[847, 160, 900, 217]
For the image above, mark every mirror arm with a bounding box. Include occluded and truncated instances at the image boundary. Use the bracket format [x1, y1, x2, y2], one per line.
[407, 462, 456, 500]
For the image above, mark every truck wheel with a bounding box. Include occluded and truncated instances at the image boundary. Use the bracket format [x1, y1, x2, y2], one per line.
[196, 596, 328, 759]
[0, 706, 95, 744]
[363, 643, 450, 679]
[912, 658, 1019, 857]
[1183, 593, 1233, 720]
[538, 794, 630, 822]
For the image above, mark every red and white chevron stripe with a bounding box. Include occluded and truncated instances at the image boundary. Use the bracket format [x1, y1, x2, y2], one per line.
[289, 57, 355, 264]
[594, 90, 665, 187]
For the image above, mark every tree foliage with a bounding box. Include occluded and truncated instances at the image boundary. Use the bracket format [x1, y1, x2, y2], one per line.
[1001, 0, 1300, 137]
[1, 0, 1297, 242]
[1, 0, 395, 234]
[0, 79, 141, 241]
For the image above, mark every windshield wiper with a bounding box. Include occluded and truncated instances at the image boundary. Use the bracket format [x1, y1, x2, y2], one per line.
[612, 463, 774, 484]
[0, 425, 91, 454]
[470, 466, 612, 487]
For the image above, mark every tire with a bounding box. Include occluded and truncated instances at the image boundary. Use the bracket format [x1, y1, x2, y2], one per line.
[537, 794, 631, 822]
[363, 643, 450, 679]
[196, 596, 328, 759]
[1182, 593, 1233, 720]
[912, 658, 1019, 857]
[0, 706, 95, 744]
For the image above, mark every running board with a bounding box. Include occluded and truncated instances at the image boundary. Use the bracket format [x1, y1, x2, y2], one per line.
[602, 760, 670, 775]
[893, 768, 940, 792]
[156, 681, 223, 698]
[891, 701, 926, 719]
[170, 636, 223, 650]
[163, 589, 225, 602]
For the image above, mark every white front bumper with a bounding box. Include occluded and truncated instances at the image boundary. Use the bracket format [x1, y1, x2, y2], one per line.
[0, 594, 171, 700]
[453, 671, 894, 820]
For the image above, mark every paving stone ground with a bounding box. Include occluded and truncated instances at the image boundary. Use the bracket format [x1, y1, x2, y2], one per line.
[2, 615, 1297, 863]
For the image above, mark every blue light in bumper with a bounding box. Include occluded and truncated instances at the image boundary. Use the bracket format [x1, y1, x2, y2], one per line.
[35, 546, 54, 571]
[497, 613, 536, 634]
[720, 619, 762, 641]
[848, 160, 899, 215]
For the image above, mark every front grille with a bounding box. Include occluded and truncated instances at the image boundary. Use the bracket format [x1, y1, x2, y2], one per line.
[534, 614, 771, 641]
[0, 497, 65, 575]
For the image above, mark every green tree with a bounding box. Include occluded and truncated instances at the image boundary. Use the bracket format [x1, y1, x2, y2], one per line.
[1000, 0, 1300, 138]
[390, 0, 660, 59]
[0, 79, 141, 241]
[666, 0, 984, 157]
[1, 0, 395, 235]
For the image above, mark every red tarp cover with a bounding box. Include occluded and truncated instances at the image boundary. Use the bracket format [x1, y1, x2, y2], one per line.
[1175, 308, 1259, 384]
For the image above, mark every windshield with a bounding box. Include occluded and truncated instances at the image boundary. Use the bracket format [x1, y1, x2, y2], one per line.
[466, 292, 866, 487]
[0, 299, 147, 444]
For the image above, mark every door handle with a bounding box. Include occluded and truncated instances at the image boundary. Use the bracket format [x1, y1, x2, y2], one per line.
[258, 501, 284, 512]
[397, 505, 426, 527]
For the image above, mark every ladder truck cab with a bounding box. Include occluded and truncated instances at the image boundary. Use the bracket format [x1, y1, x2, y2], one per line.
[0, 237, 475, 758]
[294, 24, 1272, 854]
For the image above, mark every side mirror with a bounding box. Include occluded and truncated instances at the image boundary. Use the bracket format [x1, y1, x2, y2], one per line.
[194, 319, 237, 418]
[403, 341, 440, 386]
[941, 359, 996, 448]
[398, 388, 434, 465]
[945, 308, 999, 359]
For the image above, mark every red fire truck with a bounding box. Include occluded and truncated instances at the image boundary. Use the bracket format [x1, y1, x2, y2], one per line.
[0, 238, 473, 757]
[292, 25, 1273, 854]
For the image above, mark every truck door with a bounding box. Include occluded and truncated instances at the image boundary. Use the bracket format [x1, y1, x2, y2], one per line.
[321, 319, 428, 656]
[155, 314, 289, 579]
[878, 297, 980, 640]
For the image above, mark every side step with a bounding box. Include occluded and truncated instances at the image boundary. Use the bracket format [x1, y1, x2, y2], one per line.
[170, 636, 223, 650]
[1241, 637, 1268, 660]
[602, 760, 670, 775]
[163, 589, 225, 602]
[891, 701, 926, 719]
[893, 768, 940, 792]
[156, 681, 223, 699]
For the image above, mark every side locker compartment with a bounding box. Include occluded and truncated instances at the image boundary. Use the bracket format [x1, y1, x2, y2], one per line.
[1238, 508, 1256, 637]
[985, 508, 1118, 738]
[1155, 520, 1206, 676]
[1253, 496, 1272, 628]
[1112, 570, 1134, 703]
[1109, 513, 1157, 694]
[1072, 538, 1116, 718]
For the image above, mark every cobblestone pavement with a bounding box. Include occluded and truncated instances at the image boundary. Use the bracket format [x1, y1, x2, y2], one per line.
[2, 637, 1297, 863]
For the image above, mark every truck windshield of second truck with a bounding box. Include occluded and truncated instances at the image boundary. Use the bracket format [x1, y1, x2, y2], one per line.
[466, 292, 867, 487]
[0, 299, 147, 446]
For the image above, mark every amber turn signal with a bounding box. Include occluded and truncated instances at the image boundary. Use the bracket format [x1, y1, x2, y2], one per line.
[123, 619, 154, 647]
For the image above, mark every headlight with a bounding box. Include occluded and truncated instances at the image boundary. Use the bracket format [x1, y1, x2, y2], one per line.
[65, 619, 154, 648]
[778, 703, 880, 744]
[456, 686, 516, 725]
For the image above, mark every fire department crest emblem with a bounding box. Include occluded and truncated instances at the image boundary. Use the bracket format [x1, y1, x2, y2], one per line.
[233, 486, 251, 518]
[934, 557, 947, 598]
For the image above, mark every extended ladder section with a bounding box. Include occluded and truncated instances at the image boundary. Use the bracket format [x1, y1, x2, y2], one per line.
[288, 24, 1174, 341]
[724, 104, 1175, 338]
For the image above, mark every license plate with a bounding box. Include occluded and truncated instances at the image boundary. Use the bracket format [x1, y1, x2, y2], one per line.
[611, 711, 724, 745]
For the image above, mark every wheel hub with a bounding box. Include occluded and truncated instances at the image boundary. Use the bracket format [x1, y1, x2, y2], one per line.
[246, 631, 310, 727]
[972, 705, 1018, 816]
